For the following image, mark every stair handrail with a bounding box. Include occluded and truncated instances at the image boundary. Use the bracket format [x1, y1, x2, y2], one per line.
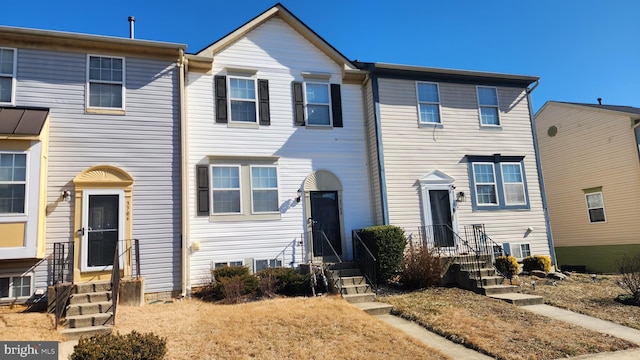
[320, 230, 342, 293]
[52, 242, 74, 329]
[271, 237, 301, 268]
[465, 224, 508, 279]
[53, 283, 73, 329]
[110, 240, 120, 326]
[351, 229, 377, 290]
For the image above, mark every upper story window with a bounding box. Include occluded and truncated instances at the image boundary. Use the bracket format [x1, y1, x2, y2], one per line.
[477, 86, 500, 126]
[584, 190, 606, 223]
[0, 152, 27, 214]
[468, 155, 529, 210]
[215, 74, 270, 126]
[292, 80, 343, 128]
[416, 82, 441, 124]
[88, 55, 125, 109]
[305, 82, 331, 125]
[0, 48, 16, 105]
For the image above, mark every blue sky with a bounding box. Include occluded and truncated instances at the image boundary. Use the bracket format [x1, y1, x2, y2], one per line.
[2, 0, 638, 112]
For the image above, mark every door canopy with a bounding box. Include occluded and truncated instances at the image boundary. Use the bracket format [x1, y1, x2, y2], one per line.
[303, 170, 342, 192]
[73, 165, 134, 188]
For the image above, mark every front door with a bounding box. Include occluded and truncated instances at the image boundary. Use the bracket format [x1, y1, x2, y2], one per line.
[310, 191, 342, 257]
[81, 190, 124, 271]
[428, 189, 455, 248]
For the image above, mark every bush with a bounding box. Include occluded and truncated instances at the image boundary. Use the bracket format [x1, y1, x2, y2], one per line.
[400, 245, 443, 290]
[357, 225, 407, 282]
[196, 266, 259, 302]
[256, 267, 310, 297]
[522, 255, 552, 273]
[70, 331, 166, 360]
[495, 256, 519, 280]
[617, 252, 640, 304]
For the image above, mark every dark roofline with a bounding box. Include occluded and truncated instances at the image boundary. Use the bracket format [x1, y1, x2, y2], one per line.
[355, 61, 539, 88]
[549, 101, 640, 116]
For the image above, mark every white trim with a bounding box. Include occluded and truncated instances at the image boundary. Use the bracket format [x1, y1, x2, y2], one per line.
[472, 162, 499, 206]
[500, 162, 526, 206]
[416, 81, 442, 125]
[227, 75, 258, 123]
[86, 54, 126, 111]
[585, 191, 607, 224]
[80, 189, 125, 272]
[504, 242, 531, 260]
[0, 47, 17, 106]
[476, 86, 501, 127]
[0, 272, 34, 300]
[249, 165, 279, 214]
[303, 81, 332, 126]
[418, 170, 458, 248]
[210, 165, 242, 215]
[0, 151, 29, 217]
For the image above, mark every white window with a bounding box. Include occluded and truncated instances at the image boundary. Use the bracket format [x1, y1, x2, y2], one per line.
[305, 82, 331, 125]
[88, 55, 124, 109]
[0, 275, 32, 299]
[214, 261, 244, 269]
[416, 82, 441, 124]
[501, 163, 526, 205]
[255, 259, 283, 272]
[250, 166, 279, 213]
[585, 192, 606, 223]
[229, 76, 258, 122]
[0, 152, 27, 214]
[504, 243, 531, 260]
[472, 163, 498, 205]
[477, 86, 500, 126]
[211, 166, 241, 214]
[0, 48, 16, 105]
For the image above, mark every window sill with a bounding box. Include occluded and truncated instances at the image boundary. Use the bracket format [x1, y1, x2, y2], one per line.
[210, 212, 281, 222]
[227, 121, 260, 129]
[305, 124, 333, 130]
[86, 108, 126, 115]
[472, 205, 530, 211]
[418, 122, 443, 129]
[479, 124, 502, 130]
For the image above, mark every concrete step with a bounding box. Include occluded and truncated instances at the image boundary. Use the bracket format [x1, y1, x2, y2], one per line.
[64, 312, 114, 328]
[61, 325, 113, 340]
[340, 284, 372, 295]
[488, 293, 544, 306]
[471, 275, 504, 287]
[329, 268, 362, 277]
[69, 291, 112, 305]
[481, 284, 519, 295]
[354, 301, 393, 315]
[73, 281, 111, 294]
[342, 293, 376, 304]
[462, 268, 497, 278]
[338, 276, 367, 286]
[326, 261, 358, 270]
[66, 301, 113, 317]
[456, 262, 489, 272]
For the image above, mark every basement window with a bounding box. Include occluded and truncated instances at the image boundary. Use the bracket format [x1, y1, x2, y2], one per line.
[0, 274, 32, 299]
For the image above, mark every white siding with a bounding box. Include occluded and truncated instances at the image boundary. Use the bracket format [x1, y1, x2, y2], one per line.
[188, 17, 373, 283]
[377, 78, 549, 256]
[12, 48, 181, 293]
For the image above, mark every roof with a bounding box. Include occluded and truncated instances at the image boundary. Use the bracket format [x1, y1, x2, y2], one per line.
[0, 106, 49, 136]
[537, 101, 640, 119]
[355, 61, 539, 88]
[195, 3, 358, 72]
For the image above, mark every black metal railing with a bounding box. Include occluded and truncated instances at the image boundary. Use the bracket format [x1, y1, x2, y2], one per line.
[352, 229, 377, 290]
[110, 240, 120, 326]
[319, 230, 342, 293]
[464, 224, 507, 278]
[52, 242, 74, 285]
[53, 283, 73, 329]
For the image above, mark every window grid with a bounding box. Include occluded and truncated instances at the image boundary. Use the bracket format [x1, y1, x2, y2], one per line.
[0, 275, 31, 299]
[305, 82, 331, 125]
[585, 192, 606, 223]
[211, 166, 241, 214]
[229, 77, 257, 122]
[255, 259, 283, 272]
[416, 82, 441, 124]
[250, 166, 279, 213]
[88, 55, 124, 109]
[501, 163, 526, 205]
[0, 152, 27, 214]
[473, 163, 498, 205]
[477, 86, 500, 126]
[0, 48, 16, 104]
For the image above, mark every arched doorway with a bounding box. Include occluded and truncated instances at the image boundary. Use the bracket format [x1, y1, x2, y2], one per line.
[303, 170, 344, 261]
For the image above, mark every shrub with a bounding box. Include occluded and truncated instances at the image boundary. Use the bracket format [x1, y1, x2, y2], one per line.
[400, 245, 443, 290]
[256, 267, 310, 297]
[196, 266, 259, 302]
[357, 225, 407, 282]
[522, 255, 552, 273]
[617, 252, 640, 304]
[495, 256, 519, 280]
[70, 331, 166, 360]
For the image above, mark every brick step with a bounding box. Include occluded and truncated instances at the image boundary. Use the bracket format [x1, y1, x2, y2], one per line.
[66, 301, 113, 317]
[488, 293, 544, 306]
[354, 301, 393, 315]
[64, 312, 113, 329]
[340, 284, 372, 295]
[73, 281, 111, 294]
[342, 293, 376, 304]
[61, 325, 113, 340]
[481, 284, 519, 295]
[337, 276, 367, 286]
[69, 291, 112, 305]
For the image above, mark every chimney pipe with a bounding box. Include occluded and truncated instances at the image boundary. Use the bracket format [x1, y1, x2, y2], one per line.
[597, 97, 602, 105]
[128, 16, 135, 39]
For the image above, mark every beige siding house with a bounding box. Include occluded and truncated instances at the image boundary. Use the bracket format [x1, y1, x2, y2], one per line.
[535, 101, 640, 273]
[357, 63, 553, 262]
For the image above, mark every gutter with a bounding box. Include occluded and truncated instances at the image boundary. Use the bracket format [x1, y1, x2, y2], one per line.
[178, 49, 191, 298]
[527, 80, 558, 266]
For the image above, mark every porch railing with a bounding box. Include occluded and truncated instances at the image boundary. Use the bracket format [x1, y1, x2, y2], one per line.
[352, 229, 377, 290]
[319, 230, 342, 293]
[110, 238, 140, 326]
[463, 224, 507, 278]
[52, 242, 74, 329]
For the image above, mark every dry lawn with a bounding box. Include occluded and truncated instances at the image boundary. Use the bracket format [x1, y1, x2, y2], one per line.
[518, 273, 640, 330]
[380, 287, 635, 360]
[113, 296, 448, 360]
[0, 305, 64, 341]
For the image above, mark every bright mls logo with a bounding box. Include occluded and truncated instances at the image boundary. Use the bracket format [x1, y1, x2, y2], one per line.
[1, 342, 57, 359]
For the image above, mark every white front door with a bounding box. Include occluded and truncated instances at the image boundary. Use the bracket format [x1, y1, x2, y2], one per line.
[81, 189, 124, 272]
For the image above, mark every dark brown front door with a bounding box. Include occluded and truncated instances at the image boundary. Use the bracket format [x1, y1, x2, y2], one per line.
[310, 191, 342, 257]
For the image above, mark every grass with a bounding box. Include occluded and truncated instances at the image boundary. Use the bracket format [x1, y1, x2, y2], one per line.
[113, 296, 448, 360]
[379, 286, 635, 360]
[518, 272, 640, 330]
[0, 305, 65, 341]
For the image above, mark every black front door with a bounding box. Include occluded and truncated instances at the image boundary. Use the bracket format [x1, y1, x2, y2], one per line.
[429, 190, 455, 247]
[310, 191, 342, 257]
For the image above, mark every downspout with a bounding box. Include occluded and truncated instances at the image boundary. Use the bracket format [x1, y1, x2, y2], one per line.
[178, 49, 191, 298]
[527, 80, 558, 266]
[370, 70, 389, 225]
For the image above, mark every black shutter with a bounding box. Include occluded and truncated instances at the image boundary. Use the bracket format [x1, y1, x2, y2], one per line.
[215, 75, 227, 123]
[292, 82, 305, 126]
[196, 165, 210, 216]
[258, 79, 270, 125]
[331, 83, 343, 127]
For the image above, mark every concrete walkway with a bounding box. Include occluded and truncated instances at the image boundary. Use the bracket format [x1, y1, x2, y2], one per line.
[59, 339, 77, 359]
